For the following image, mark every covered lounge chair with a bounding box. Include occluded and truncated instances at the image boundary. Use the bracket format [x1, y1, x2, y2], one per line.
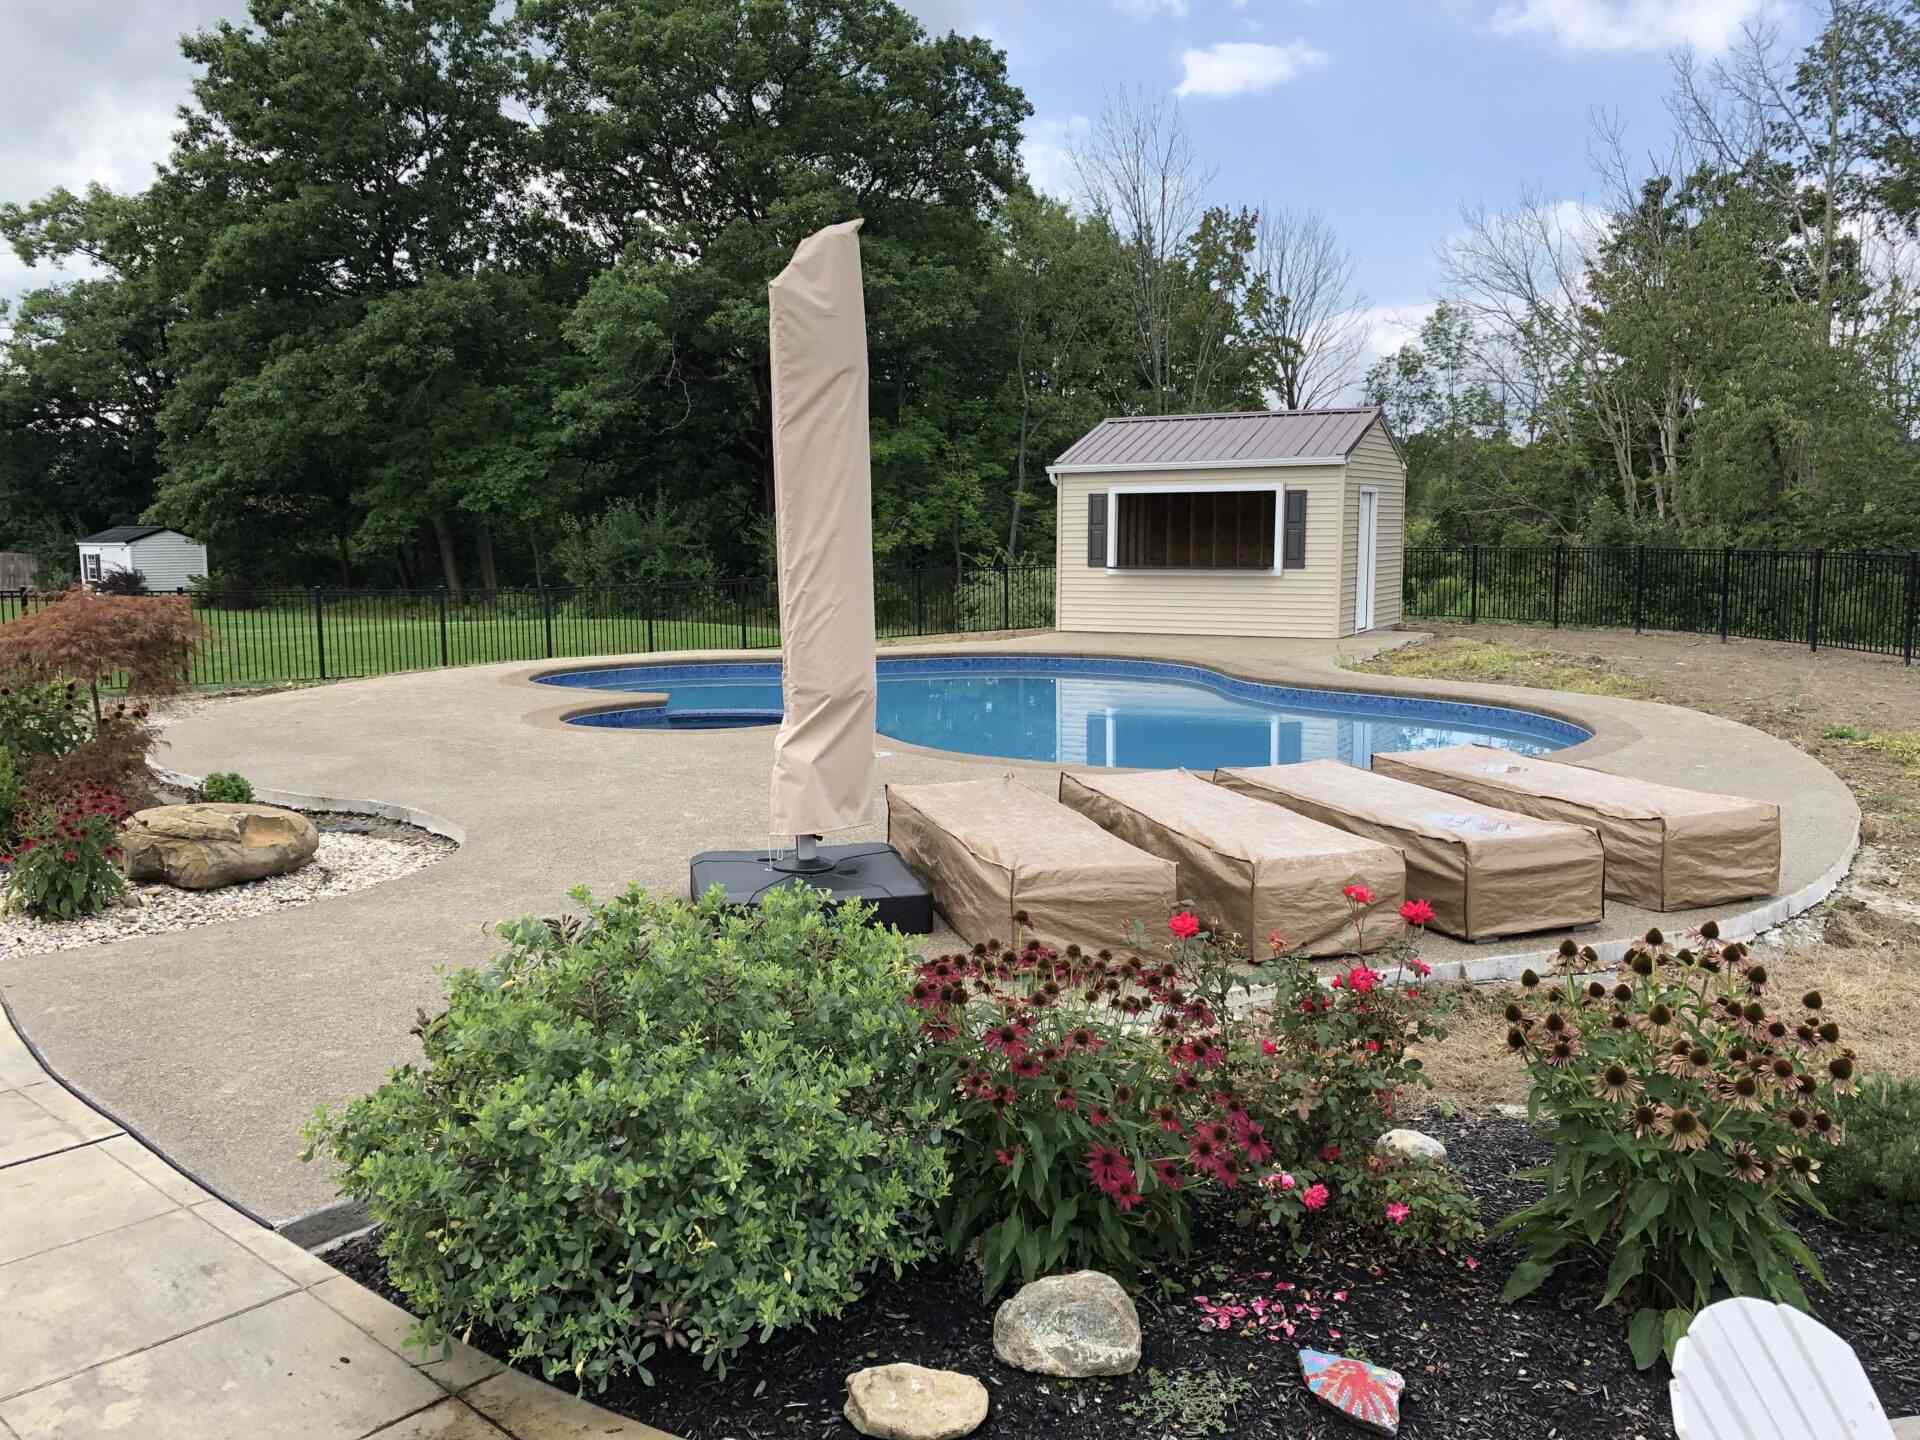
[886, 777, 1178, 955]
[1372, 744, 1780, 912]
[1057, 769, 1405, 958]
[1214, 759, 1605, 942]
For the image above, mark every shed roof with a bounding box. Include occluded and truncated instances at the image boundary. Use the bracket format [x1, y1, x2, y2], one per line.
[78, 526, 173, 545]
[1051, 407, 1396, 471]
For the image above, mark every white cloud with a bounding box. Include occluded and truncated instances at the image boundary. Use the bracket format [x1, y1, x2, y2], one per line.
[1020, 114, 1090, 200]
[1173, 40, 1329, 98]
[1356, 302, 1439, 376]
[1113, 0, 1190, 17]
[1487, 0, 1778, 54]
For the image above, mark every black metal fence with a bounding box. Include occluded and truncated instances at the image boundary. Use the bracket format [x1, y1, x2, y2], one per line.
[0, 564, 1057, 689]
[1405, 545, 1920, 663]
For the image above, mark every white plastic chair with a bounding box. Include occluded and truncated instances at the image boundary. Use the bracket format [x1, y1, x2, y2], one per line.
[1671, 1297, 1895, 1440]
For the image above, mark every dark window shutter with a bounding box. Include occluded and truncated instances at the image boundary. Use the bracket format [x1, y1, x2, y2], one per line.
[1087, 492, 1108, 567]
[1282, 491, 1307, 570]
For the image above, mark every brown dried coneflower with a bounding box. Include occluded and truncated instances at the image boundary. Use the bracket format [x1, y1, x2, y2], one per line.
[1629, 1101, 1662, 1139]
[1543, 1036, 1581, 1068]
[1720, 1072, 1767, 1112]
[1781, 1106, 1813, 1137]
[1828, 1054, 1858, 1095]
[1778, 1147, 1821, 1185]
[1811, 1110, 1842, 1145]
[1726, 1140, 1769, 1184]
[1589, 1061, 1641, 1104]
[1658, 1104, 1710, 1151]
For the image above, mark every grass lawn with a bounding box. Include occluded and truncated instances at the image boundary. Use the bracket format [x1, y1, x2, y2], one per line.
[171, 605, 785, 688]
[1348, 625, 1920, 1102]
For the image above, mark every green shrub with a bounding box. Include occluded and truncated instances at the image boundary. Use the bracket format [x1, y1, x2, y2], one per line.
[305, 883, 948, 1389]
[0, 678, 89, 764]
[1, 783, 131, 918]
[200, 772, 255, 804]
[0, 746, 18, 843]
[1818, 1075, 1920, 1239]
[1499, 928, 1855, 1368]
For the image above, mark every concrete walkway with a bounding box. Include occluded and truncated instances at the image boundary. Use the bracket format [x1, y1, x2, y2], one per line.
[0, 632, 1858, 1229]
[0, 1009, 671, 1440]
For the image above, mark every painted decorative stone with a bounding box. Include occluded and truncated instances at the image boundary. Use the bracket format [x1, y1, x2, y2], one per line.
[1299, 1348, 1405, 1436]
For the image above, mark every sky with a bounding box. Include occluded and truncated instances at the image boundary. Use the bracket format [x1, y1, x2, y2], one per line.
[0, 0, 1820, 374]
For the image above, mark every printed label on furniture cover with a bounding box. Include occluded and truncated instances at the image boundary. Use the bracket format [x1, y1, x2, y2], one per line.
[1214, 759, 1604, 942]
[1372, 743, 1780, 912]
[1057, 769, 1404, 958]
[886, 777, 1177, 956]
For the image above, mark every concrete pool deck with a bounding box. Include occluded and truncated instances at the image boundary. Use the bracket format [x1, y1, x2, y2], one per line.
[0, 630, 1858, 1229]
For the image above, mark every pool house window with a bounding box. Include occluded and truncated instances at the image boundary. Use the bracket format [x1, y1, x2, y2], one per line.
[1090, 487, 1305, 572]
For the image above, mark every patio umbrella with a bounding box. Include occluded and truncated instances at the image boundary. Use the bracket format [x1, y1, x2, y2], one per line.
[767, 218, 878, 854]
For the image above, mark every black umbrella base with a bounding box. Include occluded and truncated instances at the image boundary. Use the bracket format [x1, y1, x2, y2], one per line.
[689, 844, 935, 934]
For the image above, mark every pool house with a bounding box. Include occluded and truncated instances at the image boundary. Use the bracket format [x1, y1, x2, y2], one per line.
[1048, 407, 1407, 639]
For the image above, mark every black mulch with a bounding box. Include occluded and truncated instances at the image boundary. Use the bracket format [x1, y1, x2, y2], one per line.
[325, 1111, 1920, 1439]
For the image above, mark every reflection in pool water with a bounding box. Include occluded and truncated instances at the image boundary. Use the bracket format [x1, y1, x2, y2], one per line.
[542, 658, 1588, 771]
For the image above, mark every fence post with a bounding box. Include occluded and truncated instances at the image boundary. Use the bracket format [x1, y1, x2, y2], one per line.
[1468, 545, 1480, 624]
[1905, 553, 1917, 667]
[913, 567, 925, 636]
[1551, 545, 1565, 629]
[737, 583, 749, 649]
[646, 589, 656, 653]
[1001, 563, 1011, 631]
[1808, 548, 1825, 652]
[437, 587, 450, 668]
[1633, 545, 1646, 634]
[1718, 547, 1732, 643]
[311, 588, 327, 681]
[541, 586, 554, 660]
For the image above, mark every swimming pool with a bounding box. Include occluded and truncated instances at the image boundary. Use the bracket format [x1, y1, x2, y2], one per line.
[540, 657, 1590, 771]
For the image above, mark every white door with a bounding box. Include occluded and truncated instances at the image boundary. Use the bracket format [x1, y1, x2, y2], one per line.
[1355, 488, 1379, 632]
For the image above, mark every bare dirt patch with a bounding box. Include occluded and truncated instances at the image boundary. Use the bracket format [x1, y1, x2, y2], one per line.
[1352, 624, 1920, 1100]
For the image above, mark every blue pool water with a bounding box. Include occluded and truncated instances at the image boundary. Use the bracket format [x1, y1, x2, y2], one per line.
[540, 657, 1589, 771]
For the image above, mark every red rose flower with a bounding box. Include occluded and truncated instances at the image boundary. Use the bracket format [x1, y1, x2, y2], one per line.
[1168, 912, 1200, 940]
[1400, 898, 1436, 927]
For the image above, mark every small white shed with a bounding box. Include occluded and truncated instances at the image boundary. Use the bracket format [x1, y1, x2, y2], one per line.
[1048, 407, 1407, 640]
[77, 526, 210, 592]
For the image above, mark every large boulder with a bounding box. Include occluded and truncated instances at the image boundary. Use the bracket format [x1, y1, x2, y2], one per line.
[122, 803, 320, 891]
[992, 1271, 1141, 1377]
[1376, 1128, 1448, 1164]
[844, 1364, 988, 1440]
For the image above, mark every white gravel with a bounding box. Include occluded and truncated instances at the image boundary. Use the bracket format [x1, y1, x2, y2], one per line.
[0, 829, 455, 958]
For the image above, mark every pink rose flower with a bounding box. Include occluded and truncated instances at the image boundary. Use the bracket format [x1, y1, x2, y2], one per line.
[1343, 883, 1375, 906]
[1386, 1201, 1410, 1225]
[1301, 1182, 1330, 1212]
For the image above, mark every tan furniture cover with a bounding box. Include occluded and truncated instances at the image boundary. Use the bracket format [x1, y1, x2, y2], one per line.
[768, 219, 878, 839]
[1057, 770, 1404, 959]
[1372, 744, 1780, 912]
[887, 778, 1178, 955]
[1214, 759, 1605, 941]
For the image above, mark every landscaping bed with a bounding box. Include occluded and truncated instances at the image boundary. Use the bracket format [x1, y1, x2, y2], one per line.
[0, 811, 454, 958]
[326, 1107, 1920, 1440]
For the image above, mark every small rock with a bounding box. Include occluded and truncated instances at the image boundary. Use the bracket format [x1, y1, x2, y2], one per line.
[993, 1271, 1141, 1377]
[844, 1364, 988, 1440]
[1377, 1128, 1448, 1164]
[1890, 1417, 1920, 1440]
[1300, 1348, 1406, 1436]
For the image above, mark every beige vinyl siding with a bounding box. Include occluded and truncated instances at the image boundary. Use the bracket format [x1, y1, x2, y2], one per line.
[1345, 423, 1405, 631]
[126, 532, 211, 592]
[1054, 463, 1348, 638]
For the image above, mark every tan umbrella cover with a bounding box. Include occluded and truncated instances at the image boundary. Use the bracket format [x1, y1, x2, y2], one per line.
[1372, 744, 1779, 911]
[1215, 759, 1605, 942]
[768, 219, 878, 839]
[886, 777, 1178, 956]
[1057, 769, 1405, 958]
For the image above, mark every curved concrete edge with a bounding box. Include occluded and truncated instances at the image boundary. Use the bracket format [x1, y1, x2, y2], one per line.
[148, 763, 469, 847]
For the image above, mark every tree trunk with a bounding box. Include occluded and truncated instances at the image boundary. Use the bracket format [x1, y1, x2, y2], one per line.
[528, 525, 545, 589]
[431, 512, 465, 604]
[474, 518, 499, 597]
[1008, 336, 1032, 560]
[334, 534, 352, 588]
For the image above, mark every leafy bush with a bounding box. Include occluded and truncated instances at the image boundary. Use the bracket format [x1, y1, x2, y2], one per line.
[200, 772, 255, 804]
[1, 783, 131, 918]
[920, 911, 1276, 1296]
[1817, 1075, 1920, 1240]
[0, 746, 18, 843]
[0, 679, 89, 764]
[23, 703, 159, 813]
[305, 883, 947, 1389]
[93, 567, 150, 596]
[1499, 927, 1855, 1368]
[552, 497, 717, 594]
[186, 571, 265, 611]
[1245, 894, 1477, 1257]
